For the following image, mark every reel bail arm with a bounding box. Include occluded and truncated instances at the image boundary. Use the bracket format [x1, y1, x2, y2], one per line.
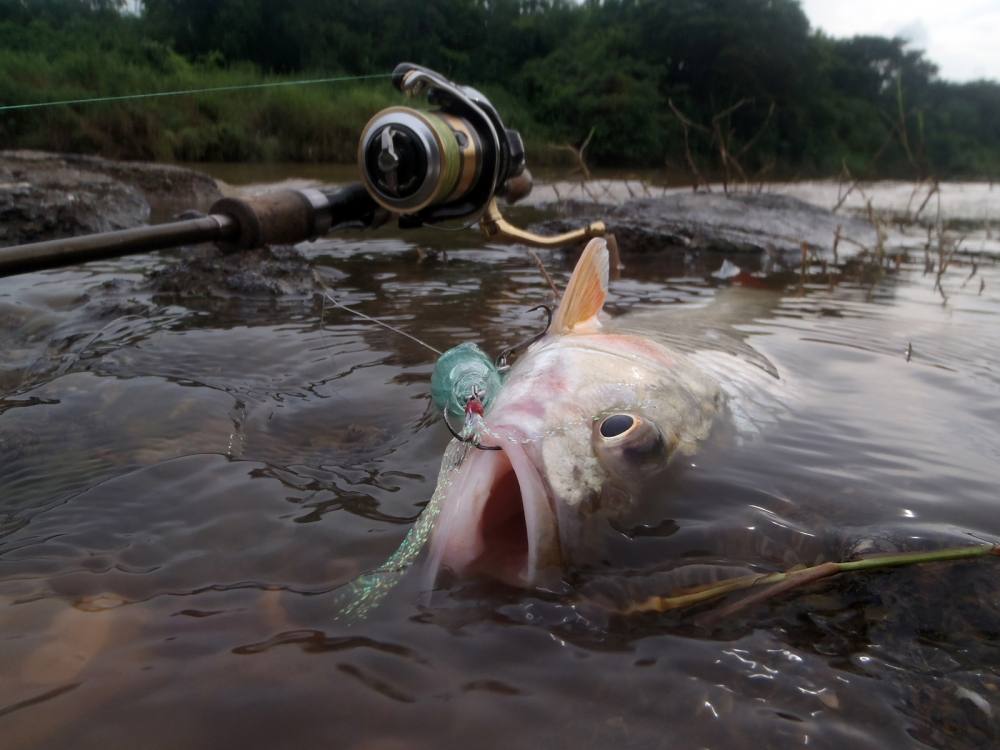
[480, 197, 607, 249]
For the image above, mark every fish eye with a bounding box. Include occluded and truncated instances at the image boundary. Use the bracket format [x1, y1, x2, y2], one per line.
[600, 414, 635, 439]
[592, 412, 669, 484]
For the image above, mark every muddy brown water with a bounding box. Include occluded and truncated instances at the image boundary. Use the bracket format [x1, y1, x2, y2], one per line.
[2, 198, 1000, 748]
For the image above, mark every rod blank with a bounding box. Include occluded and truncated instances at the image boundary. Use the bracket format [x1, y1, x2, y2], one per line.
[0, 215, 237, 277]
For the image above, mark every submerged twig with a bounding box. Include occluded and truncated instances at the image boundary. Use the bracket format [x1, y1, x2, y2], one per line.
[960, 257, 979, 289]
[797, 241, 809, 295]
[933, 191, 957, 304]
[863, 200, 887, 300]
[609, 544, 999, 621]
[605, 233, 624, 279]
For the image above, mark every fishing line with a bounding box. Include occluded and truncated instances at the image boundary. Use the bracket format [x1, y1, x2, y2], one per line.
[323, 293, 442, 356]
[323, 294, 508, 451]
[0, 72, 393, 112]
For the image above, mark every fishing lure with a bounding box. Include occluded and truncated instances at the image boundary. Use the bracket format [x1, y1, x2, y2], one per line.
[323, 294, 550, 619]
[430, 341, 503, 420]
[431, 304, 551, 450]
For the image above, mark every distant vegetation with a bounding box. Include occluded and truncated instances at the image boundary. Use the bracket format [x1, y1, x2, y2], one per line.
[1, 0, 999, 178]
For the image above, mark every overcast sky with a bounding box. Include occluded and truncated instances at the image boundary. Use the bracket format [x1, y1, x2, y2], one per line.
[799, 0, 1000, 82]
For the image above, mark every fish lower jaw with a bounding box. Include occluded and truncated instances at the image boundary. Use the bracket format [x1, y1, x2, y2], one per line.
[428, 438, 557, 588]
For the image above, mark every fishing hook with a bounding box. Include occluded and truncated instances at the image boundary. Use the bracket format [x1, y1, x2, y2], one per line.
[441, 388, 502, 451]
[442, 411, 502, 450]
[496, 304, 552, 371]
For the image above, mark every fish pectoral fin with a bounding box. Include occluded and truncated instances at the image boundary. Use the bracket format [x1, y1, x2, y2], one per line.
[552, 237, 609, 334]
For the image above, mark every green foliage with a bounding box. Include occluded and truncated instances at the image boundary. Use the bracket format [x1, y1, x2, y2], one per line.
[520, 29, 669, 164]
[1, 0, 999, 178]
[0, 11, 401, 162]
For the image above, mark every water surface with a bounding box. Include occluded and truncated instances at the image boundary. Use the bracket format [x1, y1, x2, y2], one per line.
[2, 206, 999, 748]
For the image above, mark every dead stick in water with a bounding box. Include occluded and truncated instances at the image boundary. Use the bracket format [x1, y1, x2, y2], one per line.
[527, 248, 560, 296]
[606, 233, 623, 280]
[696, 562, 842, 627]
[615, 544, 999, 618]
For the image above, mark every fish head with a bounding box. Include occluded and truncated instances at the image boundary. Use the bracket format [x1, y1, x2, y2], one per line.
[426, 239, 720, 588]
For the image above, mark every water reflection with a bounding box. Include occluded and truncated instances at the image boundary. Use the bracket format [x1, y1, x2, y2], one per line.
[1, 225, 999, 749]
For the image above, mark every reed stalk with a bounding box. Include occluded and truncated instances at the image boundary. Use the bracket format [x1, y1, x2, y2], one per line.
[617, 544, 999, 618]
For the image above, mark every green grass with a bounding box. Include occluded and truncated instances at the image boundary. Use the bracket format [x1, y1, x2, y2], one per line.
[0, 21, 412, 162]
[0, 19, 564, 165]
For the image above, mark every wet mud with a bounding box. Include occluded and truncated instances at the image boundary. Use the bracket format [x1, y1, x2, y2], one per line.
[537, 192, 876, 261]
[0, 150, 221, 246]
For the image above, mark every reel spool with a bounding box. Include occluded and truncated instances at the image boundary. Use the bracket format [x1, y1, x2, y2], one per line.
[358, 63, 525, 225]
[358, 107, 481, 215]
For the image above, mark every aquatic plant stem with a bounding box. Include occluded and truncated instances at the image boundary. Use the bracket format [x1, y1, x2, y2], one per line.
[617, 544, 999, 617]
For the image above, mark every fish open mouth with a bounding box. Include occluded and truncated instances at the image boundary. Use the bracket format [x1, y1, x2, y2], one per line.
[477, 449, 528, 578]
[425, 435, 557, 588]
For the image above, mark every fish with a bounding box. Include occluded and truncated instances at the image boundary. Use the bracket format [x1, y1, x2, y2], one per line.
[333, 239, 783, 619]
[423, 238, 740, 588]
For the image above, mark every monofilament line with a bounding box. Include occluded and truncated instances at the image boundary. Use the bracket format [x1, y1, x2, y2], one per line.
[0, 72, 393, 112]
[325, 294, 442, 356]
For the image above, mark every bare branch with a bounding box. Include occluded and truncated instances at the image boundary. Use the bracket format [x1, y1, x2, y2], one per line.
[710, 97, 752, 125]
[554, 126, 597, 181]
[737, 100, 775, 158]
[668, 98, 710, 192]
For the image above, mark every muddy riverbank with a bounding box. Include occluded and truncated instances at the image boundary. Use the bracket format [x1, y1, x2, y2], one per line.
[0, 151, 221, 245]
[4, 154, 997, 271]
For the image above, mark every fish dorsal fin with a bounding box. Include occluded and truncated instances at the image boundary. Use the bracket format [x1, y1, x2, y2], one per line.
[551, 238, 609, 334]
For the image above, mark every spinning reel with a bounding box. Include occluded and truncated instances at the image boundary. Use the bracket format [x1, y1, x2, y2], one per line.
[358, 63, 603, 245]
[359, 63, 526, 221]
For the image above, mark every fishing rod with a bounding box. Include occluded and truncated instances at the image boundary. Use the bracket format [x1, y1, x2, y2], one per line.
[0, 63, 606, 278]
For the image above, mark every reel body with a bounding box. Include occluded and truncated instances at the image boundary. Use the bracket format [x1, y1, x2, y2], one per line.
[357, 64, 605, 247]
[358, 63, 525, 225]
